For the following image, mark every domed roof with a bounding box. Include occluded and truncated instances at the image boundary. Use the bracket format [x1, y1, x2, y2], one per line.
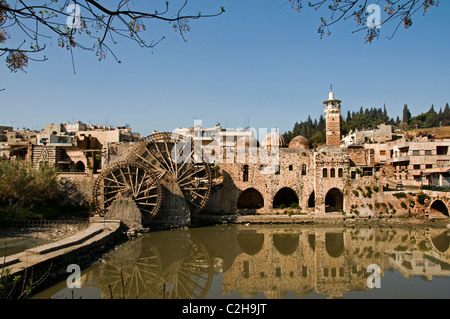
[288, 135, 310, 149]
[262, 131, 286, 149]
[235, 135, 259, 148]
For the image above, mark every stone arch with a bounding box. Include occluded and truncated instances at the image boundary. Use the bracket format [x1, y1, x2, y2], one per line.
[237, 232, 264, 255]
[308, 191, 315, 208]
[429, 199, 449, 217]
[273, 187, 299, 208]
[325, 233, 345, 258]
[273, 234, 299, 256]
[237, 188, 264, 209]
[75, 160, 85, 172]
[325, 188, 343, 213]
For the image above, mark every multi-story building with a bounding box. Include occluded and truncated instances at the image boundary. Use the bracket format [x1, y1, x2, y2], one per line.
[173, 123, 255, 162]
[386, 138, 450, 186]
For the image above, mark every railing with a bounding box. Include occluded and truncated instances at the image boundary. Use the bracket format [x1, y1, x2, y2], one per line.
[6, 219, 90, 229]
[422, 185, 450, 192]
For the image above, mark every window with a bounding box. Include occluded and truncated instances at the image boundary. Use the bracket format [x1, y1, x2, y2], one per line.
[338, 168, 343, 178]
[275, 165, 280, 175]
[351, 171, 356, 179]
[243, 165, 249, 182]
[413, 164, 421, 170]
[438, 160, 449, 168]
[289, 165, 293, 171]
[425, 150, 432, 156]
[330, 168, 335, 178]
[323, 168, 328, 178]
[380, 150, 386, 156]
[412, 150, 420, 156]
[362, 167, 373, 177]
[426, 164, 433, 169]
[260, 165, 264, 172]
[301, 164, 307, 175]
[437, 146, 448, 155]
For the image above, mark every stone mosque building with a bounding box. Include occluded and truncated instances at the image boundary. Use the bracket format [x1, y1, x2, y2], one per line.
[205, 90, 383, 216]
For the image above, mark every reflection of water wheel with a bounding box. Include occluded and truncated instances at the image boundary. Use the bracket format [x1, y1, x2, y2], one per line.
[92, 161, 163, 224]
[128, 132, 212, 216]
[157, 240, 213, 299]
[94, 247, 162, 299]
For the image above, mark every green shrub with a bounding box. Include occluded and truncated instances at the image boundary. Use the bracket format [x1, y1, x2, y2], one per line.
[0, 160, 88, 221]
[417, 193, 430, 205]
[290, 202, 300, 209]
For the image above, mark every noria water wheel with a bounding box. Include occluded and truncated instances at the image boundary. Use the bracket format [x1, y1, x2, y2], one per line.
[92, 160, 163, 224]
[128, 132, 213, 217]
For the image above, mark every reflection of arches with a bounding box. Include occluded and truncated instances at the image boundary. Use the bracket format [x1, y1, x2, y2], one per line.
[308, 192, 315, 208]
[75, 161, 85, 172]
[430, 200, 449, 216]
[237, 188, 264, 209]
[273, 234, 299, 255]
[237, 232, 264, 255]
[431, 231, 450, 252]
[273, 187, 299, 208]
[325, 233, 344, 258]
[325, 188, 343, 212]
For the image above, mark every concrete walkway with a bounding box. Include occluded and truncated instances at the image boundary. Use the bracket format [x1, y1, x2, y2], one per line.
[0, 220, 122, 275]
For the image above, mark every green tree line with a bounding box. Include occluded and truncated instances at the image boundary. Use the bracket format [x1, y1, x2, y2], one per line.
[283, 103, 450, 148]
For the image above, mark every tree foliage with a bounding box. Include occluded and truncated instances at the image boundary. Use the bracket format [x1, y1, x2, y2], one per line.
[0, 0, 225, 72]
[288, 0, 439, 43]
[0, 160, 88, 221]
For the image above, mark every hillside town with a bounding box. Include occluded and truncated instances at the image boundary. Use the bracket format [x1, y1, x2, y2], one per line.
[1, 90, 449, 226]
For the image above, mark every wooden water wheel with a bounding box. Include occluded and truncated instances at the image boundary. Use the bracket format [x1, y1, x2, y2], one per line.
[92, 160, 163, 224]
[127, 132, 212, 217]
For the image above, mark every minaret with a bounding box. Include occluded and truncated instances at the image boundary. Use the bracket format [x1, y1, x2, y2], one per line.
[323, 89, 341, 146]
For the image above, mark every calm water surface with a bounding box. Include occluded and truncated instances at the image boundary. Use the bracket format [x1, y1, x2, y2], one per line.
[32, 224, 450, 299]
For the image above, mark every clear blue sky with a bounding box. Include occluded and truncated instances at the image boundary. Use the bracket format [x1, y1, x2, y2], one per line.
[1, 0, 449, 137]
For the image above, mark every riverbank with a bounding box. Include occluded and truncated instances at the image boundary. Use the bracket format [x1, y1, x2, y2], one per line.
[0, 219, 123, 299]
[193, 213, 450, 229]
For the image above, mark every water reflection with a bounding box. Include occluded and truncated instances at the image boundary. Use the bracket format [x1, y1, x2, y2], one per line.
[34, 224, 450, 299]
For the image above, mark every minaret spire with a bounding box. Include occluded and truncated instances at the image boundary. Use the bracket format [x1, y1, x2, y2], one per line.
[323, 89, 342, 146]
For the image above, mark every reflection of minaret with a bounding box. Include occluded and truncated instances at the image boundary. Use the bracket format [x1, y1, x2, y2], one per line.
[323, 88, 342, 146]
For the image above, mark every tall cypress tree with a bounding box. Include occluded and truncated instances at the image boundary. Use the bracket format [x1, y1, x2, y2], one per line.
[402, 104, 411, 124]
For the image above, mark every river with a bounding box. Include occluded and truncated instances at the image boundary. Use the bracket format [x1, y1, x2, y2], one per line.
[31, 223, 450, 299]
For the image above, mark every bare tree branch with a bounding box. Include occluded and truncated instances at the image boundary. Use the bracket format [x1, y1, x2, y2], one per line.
[288, 0, 439, 43]
[0, 0, 225, 72]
